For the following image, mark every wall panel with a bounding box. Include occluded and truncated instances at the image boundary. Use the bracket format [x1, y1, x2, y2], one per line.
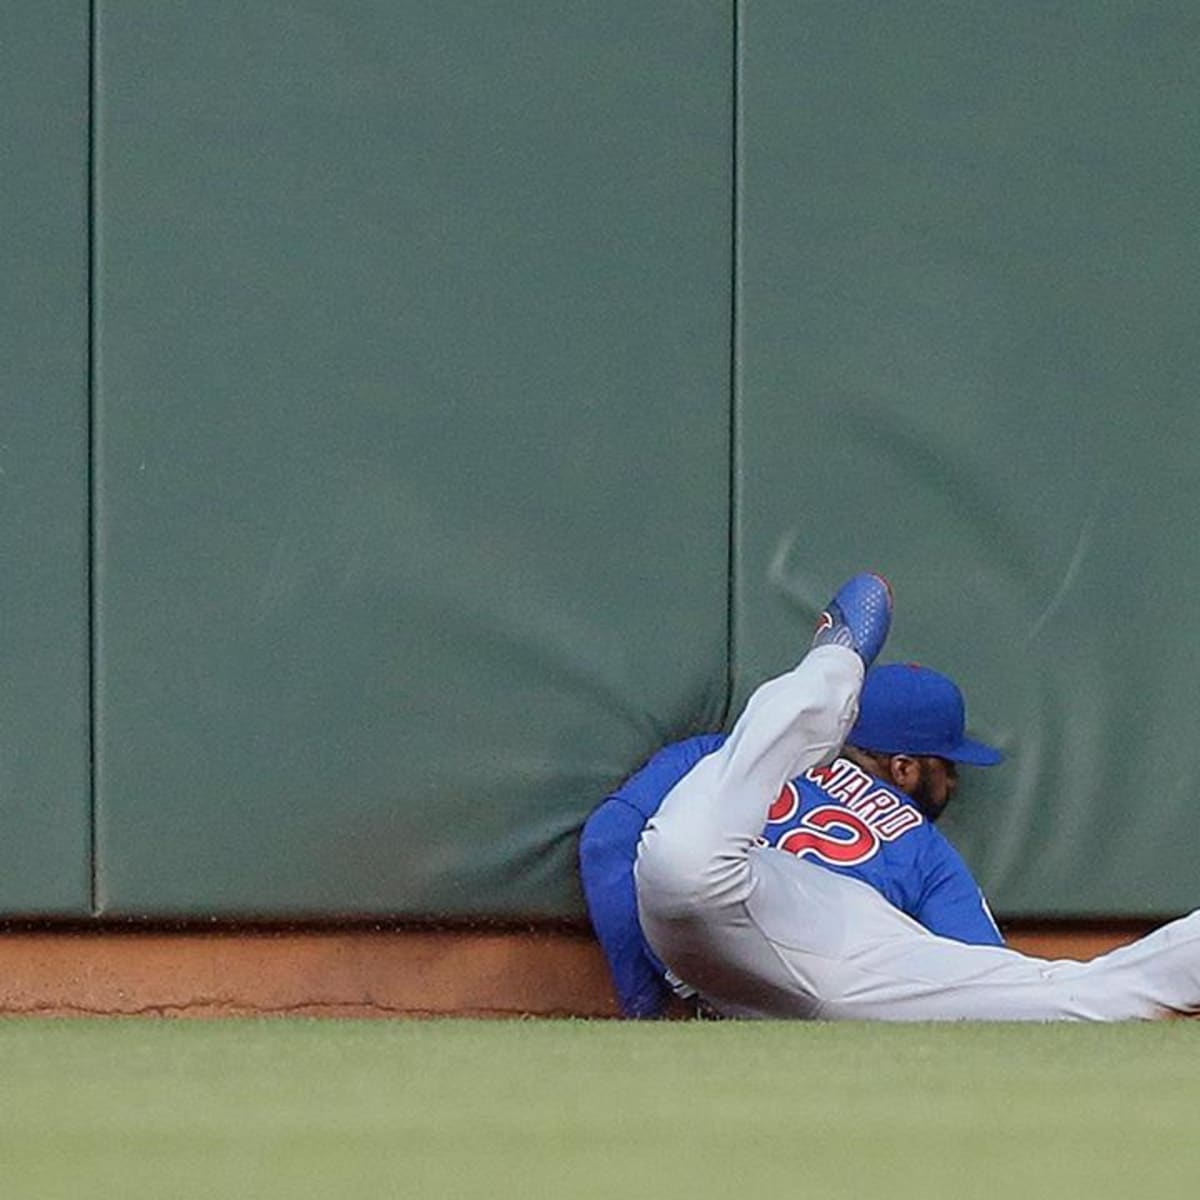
[735, 1, 1200, 914]
[93, 2, 733, 916]
[0, 3, 92, 913]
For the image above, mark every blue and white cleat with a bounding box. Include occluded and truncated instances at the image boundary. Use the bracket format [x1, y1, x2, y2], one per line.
[812, 573, 893, 668]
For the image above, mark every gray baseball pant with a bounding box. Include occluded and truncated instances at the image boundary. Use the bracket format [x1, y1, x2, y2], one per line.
[634, 644, 1200, 1020]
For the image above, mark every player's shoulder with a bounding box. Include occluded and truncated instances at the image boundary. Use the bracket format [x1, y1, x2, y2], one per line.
[607, 732, 727, 819]
[656, 730, 727, 761]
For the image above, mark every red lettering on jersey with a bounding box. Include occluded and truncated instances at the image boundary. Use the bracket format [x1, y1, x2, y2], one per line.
[780, 758, 924, 858]
[845, 787, 899, 822]
[826, 769, 872, 805]
[804, 762, 844, 788]
[875, 807, 923, 839]
[777, 806, 878, 866]
[767, 781, 800, 824]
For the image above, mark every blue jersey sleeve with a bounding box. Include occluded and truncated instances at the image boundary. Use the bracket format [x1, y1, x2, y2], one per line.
[579, 734, 726, 1018]
[579, 797, 672, 1018]
[913, 832, 1004, 947]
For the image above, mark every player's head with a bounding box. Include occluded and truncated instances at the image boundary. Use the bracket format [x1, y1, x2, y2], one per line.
[845, 663, 1002, 822]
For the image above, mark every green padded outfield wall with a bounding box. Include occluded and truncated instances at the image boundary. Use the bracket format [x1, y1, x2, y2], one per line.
[92, 2, 733, 916]
[735, 2, 1200, 915]
[0, 3, 92, 913]
[5, 3, 1200, 922]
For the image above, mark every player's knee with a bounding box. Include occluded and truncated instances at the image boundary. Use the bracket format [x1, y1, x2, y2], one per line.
[635, 826, 750, 920]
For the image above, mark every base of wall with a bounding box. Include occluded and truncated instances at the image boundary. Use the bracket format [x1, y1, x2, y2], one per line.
[0, 926, 617, 1018]
[0, 921, 1165, 1018]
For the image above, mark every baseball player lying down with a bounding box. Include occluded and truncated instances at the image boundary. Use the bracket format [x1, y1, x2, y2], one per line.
[580, 573, 1200, 1021]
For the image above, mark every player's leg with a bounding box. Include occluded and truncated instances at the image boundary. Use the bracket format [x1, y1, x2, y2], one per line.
[747, 864, 1200, 1022]
[638, 643, 862, 901]
[634, 574, 889, 1013]
[1031, 910, 1200, 1019]
[637, 571, 889, 908]
[634, 643, 863, 1011]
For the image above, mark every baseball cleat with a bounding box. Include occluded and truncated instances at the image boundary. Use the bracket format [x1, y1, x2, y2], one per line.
[812, 572, 893, 667]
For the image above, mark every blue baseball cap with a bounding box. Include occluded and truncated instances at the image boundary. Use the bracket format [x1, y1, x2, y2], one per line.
[848, 663, 1003, 766]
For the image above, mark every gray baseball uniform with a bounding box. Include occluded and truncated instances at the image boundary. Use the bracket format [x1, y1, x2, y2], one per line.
[634, 643, 1200, 1020]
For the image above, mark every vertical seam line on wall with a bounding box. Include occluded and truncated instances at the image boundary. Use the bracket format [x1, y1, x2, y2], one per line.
[87, 0, 99, 915]
[719, 0, 742, 731]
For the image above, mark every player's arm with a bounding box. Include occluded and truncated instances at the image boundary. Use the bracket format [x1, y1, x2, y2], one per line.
[579, 735, 726, 1018]
[912, 833, 1005, 947]
[579, 797, 674, 1017]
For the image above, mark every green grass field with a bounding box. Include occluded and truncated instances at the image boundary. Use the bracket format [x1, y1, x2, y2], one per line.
[0, 1017, 1196, 1199]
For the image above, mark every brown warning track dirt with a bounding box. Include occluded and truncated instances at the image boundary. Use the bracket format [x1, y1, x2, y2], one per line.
[0, 923, 1160, 1018]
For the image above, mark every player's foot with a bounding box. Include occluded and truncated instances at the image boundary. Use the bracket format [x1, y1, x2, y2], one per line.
[812, 573, 892, 668]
